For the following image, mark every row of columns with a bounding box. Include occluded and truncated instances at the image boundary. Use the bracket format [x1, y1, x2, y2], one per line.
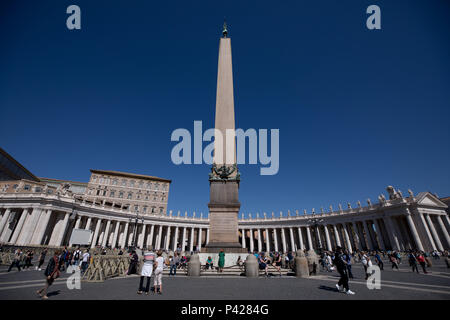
[240, 213, 450, 253]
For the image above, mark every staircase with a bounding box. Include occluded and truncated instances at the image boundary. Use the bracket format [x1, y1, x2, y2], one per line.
[163, 264, 293, 277]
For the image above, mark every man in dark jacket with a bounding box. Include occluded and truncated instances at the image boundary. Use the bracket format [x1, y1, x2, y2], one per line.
[36, 250, 61, 299]
[333, 246, 355, 295]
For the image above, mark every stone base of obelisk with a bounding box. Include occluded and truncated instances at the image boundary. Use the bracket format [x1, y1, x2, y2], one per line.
[203, 180, 247, 253]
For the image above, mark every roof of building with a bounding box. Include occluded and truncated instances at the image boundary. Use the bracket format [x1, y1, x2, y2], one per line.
[0, 147, 40, 182]
[39, 177, 88, 186]
[90, 169, 172, 183]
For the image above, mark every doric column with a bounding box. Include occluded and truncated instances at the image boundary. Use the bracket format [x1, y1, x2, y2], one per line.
[189, 227, 194, 252]
[418, 212, 436, 251]
[374, 219, 386, 251]
[120, 222, 129, 249]
[383, 217, 400, 251]
[91, 219, 103, 248]
[323, 225, 332, 251]
[147, 224, 155, 248]
[289, 227, 295, 251]
[351, 222, 362, 250]
[281, 228, 287, 253]
[206, 228, 210, 245]
[241, 229, 246, 248]
[306, 226, 313, 250]
[265, 228, 270, 252]
[74, 216, 82, 229]
[333, 224, 341, 247]
[172, 226, 179, 252]
[18, 208, 41, 245]
[156, 225, 163, 249]
[55, 212, 70, 246]
[0, 208, 11, 237]
[138, 223, 147, 249]
[85, 217, 92, 230]
[316, 226, 323, 249]
[404, 210, 424, 251]
[111, 221, 121, 249]
[198, 228, 203, 251]
[249, 229, 254, 252]
[362, 220, 374, 250]
[33, 210, 52, 245]
[257, 229, 262, 252]
[165, 226, 172, 250]
[181, 227, 187, 252]
[342, 223, 353, 253]
[425, 214, 443, 251]
[102, 220, 112, 247]
[436, 215, 450, 249]
[10, 208, 29, 244]
[28, 209, 45, 245]
[273, 228, 279, 252]
[297, 227, 304, 250]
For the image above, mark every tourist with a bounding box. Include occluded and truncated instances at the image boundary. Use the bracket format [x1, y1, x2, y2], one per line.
[24, 250, 33, 269]
[205, 256, 213, 270]
[218, 249, 225, 273]
[36, 250, 61, 300]
[333, 246, 355, 295]
[390, 253, 399, 270]
[408, 252, 419, 273]
[73, 247, 82, 266]
[118, 249, 123, 256]
[416, 252, 428, 274]
[7, 249, 22, 272]
[154, 250, 164, 294]
[138, 246, 155, 295]
[81, 249, 90, 274]
[236, 256, 244, 271]
[36, 248, 47, 271]
[362, 252, 373, 280]
[259, 253, 269, 277]
[343, 250, 353, 279]
[169, 253, 180, 276]
[374, 251, 384, 270]
[127, 250, 139, 275]
[272, 252, 282, 276]
[180, 254, 187, 270]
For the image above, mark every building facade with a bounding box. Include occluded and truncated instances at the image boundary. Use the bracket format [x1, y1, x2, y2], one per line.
[0, 174, 448, 253]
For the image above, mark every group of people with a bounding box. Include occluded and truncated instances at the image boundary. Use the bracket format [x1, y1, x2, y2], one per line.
[6, 248, 38, 272]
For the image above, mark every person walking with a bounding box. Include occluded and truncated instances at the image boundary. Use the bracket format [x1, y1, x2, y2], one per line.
[153, 250, 164, 294]
[137, 246, 155, 295]
[408, 252, 419, 273]
[36, 249, 47, 271]
[361, 252, 372, 280]
[8, 249, 22, 272]
[374, 252, 384, 270]
[258, 253, 269, 277]
[73, 247, 82, 266]
[416, 253, 428, 274]
[36, 250, 61, 299]
[127, 250, 139, 275]
[343, 250, 353, 279]
[80, 249, 90, 274]
[390, 253, 399, 270]
[218, 249, 225, 273]
[333, 246, 355, 295]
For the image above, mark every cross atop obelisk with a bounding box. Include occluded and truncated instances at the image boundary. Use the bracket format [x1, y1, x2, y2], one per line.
[205, 22, 244, 253]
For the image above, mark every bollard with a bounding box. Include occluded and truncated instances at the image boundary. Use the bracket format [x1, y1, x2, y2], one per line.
[306, 250, 320, 276]
[187, 254, 201, 276]
[245, 254, 258, 278]
[294, 250, 309, 278]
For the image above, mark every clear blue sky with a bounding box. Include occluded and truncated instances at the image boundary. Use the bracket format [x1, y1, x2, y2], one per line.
[1, 0, 449, 217]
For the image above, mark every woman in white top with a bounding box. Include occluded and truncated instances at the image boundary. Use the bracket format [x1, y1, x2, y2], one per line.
[154, 250, 165, 294]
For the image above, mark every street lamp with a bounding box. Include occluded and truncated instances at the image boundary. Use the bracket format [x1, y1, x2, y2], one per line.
[130, 209, 144, 249]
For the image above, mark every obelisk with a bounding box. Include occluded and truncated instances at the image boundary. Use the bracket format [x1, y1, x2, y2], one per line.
[204, 22, 245, 253]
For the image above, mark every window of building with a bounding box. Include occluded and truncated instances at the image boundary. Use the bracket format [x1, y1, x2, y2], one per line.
[130, 180, 135, 188]
[110, 191, 115, 197]
[47, 189, 53, 194]
[127, 192, 133, 199]
[146, 182, 151, 189]
[151, 207, 155, 213]
[24, 184, 31, 191]
[136, 193, 141, 200]
[121, 179, 127, 186]
[112, 179, 118, 185]
[35, 187, 42, 192]
[119, 191, 124, 198]
[143, 206, 147, 213]
[155, 183, 159, 190]
[139, 181, 144, 188]
[159, 207, 164, 214]
[134, 205, 139, 212]
[13, 184, 18, 189]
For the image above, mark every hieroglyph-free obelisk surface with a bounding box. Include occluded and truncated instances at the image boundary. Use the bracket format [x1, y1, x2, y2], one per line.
[205, 23, 245, 253]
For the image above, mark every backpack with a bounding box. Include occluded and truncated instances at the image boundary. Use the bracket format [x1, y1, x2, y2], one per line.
[44, 257, 56, 277]
[74, 251, 80, 260]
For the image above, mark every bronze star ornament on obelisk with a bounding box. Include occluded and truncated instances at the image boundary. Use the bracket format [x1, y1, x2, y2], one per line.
[204, 22, 246, 253]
